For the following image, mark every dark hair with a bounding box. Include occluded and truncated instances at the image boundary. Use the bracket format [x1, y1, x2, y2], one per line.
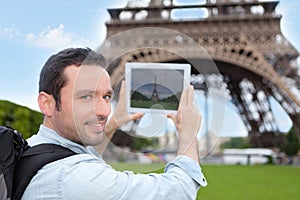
[39, 47, 107, 110]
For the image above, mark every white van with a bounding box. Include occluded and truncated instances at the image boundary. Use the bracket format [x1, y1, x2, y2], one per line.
[222, 148, 276, 165]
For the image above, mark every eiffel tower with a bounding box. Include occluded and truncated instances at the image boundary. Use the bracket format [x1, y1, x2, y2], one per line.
[99, 0, 300, 148]
[151, 75, 159, 102]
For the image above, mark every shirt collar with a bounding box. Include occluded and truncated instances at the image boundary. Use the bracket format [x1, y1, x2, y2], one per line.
[38, 124, 90, 154]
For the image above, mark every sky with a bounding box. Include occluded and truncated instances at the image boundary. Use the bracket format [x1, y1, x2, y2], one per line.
[131, 66, 185, 98]
[1, 0, 300, 138]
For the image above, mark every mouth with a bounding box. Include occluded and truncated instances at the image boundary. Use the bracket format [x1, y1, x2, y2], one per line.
[85, 121, 106, 132]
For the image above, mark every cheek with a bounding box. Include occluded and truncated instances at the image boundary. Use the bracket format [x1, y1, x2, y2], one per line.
[72, 101, 94, 118]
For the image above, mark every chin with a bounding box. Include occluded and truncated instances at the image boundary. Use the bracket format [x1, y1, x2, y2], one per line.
[81, 133, 104, 146]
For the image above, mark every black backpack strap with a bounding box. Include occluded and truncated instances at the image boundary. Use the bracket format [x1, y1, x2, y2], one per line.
[12, 144, 76, 200]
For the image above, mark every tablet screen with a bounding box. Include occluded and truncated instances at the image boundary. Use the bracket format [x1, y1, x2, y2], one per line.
[125, 62, 191, 114]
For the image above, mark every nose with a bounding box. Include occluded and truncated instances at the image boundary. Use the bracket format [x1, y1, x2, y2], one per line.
[94, 97, 111, 117]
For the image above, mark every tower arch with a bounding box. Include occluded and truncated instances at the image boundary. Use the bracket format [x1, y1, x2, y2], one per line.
[99, 0, 300, 147]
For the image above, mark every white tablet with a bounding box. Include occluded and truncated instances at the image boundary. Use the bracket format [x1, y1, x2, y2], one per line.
[125, 62, 191, 114]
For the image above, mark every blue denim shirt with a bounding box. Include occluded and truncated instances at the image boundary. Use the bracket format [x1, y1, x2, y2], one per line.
[22, 125, 207, 200]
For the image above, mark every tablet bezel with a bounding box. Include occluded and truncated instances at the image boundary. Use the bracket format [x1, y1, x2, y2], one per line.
[125, 62, 191, 114]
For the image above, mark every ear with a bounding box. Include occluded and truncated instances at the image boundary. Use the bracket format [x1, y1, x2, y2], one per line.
[38, 92, 55, 116]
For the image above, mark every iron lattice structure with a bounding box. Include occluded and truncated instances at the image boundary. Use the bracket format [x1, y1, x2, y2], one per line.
[99, 0, 300, 148]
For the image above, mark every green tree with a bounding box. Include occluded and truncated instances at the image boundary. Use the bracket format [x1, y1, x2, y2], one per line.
[131, 137, 159, 151]
[220, 137, 251, 150]
[282, 127, 300, 156]
[0, 100, 43, 139]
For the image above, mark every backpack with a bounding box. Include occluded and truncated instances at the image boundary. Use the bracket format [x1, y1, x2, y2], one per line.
[0, 126, 76, 200]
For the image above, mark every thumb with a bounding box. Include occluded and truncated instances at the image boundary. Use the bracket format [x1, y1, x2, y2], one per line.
[130, 113, 144, 121]
[167, 113, 177, 124]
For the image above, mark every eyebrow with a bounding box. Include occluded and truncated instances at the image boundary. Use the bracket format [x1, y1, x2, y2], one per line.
[74, 89, 113, 96]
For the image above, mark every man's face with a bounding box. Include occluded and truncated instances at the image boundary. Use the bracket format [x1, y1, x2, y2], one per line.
[51, 65, 112, 146]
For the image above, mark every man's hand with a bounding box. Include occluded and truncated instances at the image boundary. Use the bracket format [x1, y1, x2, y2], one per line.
[167, 85, 201, 163]
[105, 81, 144, 135]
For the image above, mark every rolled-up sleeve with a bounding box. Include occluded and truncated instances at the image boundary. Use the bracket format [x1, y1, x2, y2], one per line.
[165, 155, 208, 187]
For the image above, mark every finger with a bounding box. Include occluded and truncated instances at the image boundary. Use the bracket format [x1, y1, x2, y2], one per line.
[187, 85, 194, 104]
[130, 113, 144, 121]
[167, 113, 177, 124]
[178, 87, 188, 110]
[118, 80, 126, 102]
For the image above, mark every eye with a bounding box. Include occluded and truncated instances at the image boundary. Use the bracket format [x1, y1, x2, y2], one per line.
[103, 95, 112, 101]
[81, 95, 92, 100]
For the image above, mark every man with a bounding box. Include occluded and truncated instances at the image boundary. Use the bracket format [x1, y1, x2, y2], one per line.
[23, 47, 207, 199]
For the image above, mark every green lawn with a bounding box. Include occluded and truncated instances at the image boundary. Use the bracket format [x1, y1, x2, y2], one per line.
[131, 100, 178, 110]
[110, 163, 300, 200]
